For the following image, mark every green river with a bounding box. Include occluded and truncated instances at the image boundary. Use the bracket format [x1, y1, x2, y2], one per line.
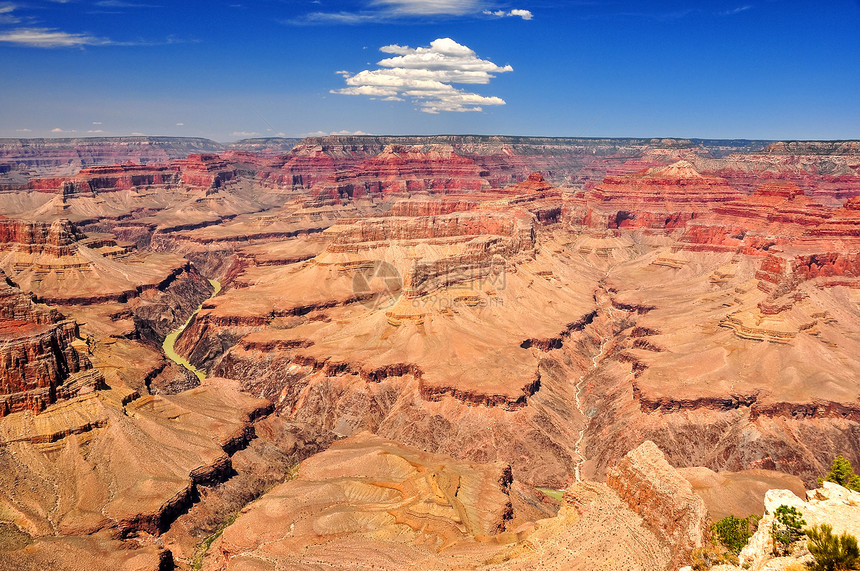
[162, 279, 221, 381]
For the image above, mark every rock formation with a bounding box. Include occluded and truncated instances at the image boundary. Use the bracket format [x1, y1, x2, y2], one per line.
[0, 270, 101, 417]
[739, 482, 860, 571]
[582, 160, 743, 229]
[607, 441, 708, 569]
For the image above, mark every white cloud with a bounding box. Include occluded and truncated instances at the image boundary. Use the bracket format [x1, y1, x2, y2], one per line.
[291, 1, 531, 24]
[88, 129, 104, 133]
[0, 27, 111, 47]
[131, 132, 146, 136]
[231, 131, 260, 137]
[15, 128, 31, 132]
[0, 2, 21, 24]
[94, 1, 161, 7]
[483, 8, 533, 20]
[176, 122, 184, 126]
[333, 38, 512, 113]
[92, 121, 103, 125]
[370, 0, 481, 16]
[720, 5, 752, 15]
[302, 129, 372, 137]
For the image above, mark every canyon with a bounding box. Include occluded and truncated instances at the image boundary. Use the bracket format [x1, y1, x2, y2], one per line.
[0, 135, 859, 570]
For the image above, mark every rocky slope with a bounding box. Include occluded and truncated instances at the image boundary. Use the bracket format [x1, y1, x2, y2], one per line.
[202, 439, 704, 571]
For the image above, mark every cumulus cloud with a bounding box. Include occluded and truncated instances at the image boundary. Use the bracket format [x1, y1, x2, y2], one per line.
[15, 128, 31, 132]
[482, 8, 533, 20]
[332, 38, 512, 113]
[231, 131, 260, 137]
[0, 27, 111, 47]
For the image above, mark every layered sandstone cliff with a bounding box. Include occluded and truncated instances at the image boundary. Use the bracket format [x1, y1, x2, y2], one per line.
[581, 160, 743, 229]
[607, 441, 708, 569]
[0, 271, 100, 417]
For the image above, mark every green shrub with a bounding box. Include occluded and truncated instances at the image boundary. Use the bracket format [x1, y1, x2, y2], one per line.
[711, 514, 760, 554]
[772, 504, 806, 555]
[806, 524, 860, 571]
[820, 455, 860, 492]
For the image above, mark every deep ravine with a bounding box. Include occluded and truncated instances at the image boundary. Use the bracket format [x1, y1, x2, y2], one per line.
[163, 278, 221, 380]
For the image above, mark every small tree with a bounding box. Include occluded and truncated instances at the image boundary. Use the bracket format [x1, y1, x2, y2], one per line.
[820, 455, 860, 492]
[772, 504, 806, 555]
[711, 514, 760, 555]
[806, 524, 860, 571]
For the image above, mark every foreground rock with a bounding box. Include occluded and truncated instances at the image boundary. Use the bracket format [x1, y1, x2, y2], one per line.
[607, 440, 708, 569]
[739, 482, 860, 571]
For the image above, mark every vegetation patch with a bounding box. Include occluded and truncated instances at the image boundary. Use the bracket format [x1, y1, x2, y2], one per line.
[806, 524, 860, 571]
[772, 504, 806, 556]
[536, 488, 564, 502]
[711, 514, 760, 555]
[820, 455, 860, 492]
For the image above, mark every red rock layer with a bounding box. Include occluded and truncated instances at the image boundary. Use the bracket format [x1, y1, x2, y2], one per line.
[331, 211, 532, 245]
[28, 163, 182, 194]
[312, 144, 491, 202]
[679, 181, 833, 254]
[678, 181, 860, 298]
[0, 218, 84, 256]
[504, 172, 555, 193]
[256, 143, 359, 191]
[581, 160, 743, 229]
[252, 135, 711, 196]
[695, 143, 860, 206]
[386, 198, 479, 217]
[0, 273, 101, 416]
[174, 154, 237, 189]
[27, 154, 236, 195]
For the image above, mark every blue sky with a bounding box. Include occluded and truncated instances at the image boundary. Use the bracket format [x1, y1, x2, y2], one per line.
[0, 0, 858, 141]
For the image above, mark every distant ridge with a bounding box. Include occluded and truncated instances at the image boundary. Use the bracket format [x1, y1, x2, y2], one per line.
[0, 137, 227, 186]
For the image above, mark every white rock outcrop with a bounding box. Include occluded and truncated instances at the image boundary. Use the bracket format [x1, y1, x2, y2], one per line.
[739, 482, 860, 570]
